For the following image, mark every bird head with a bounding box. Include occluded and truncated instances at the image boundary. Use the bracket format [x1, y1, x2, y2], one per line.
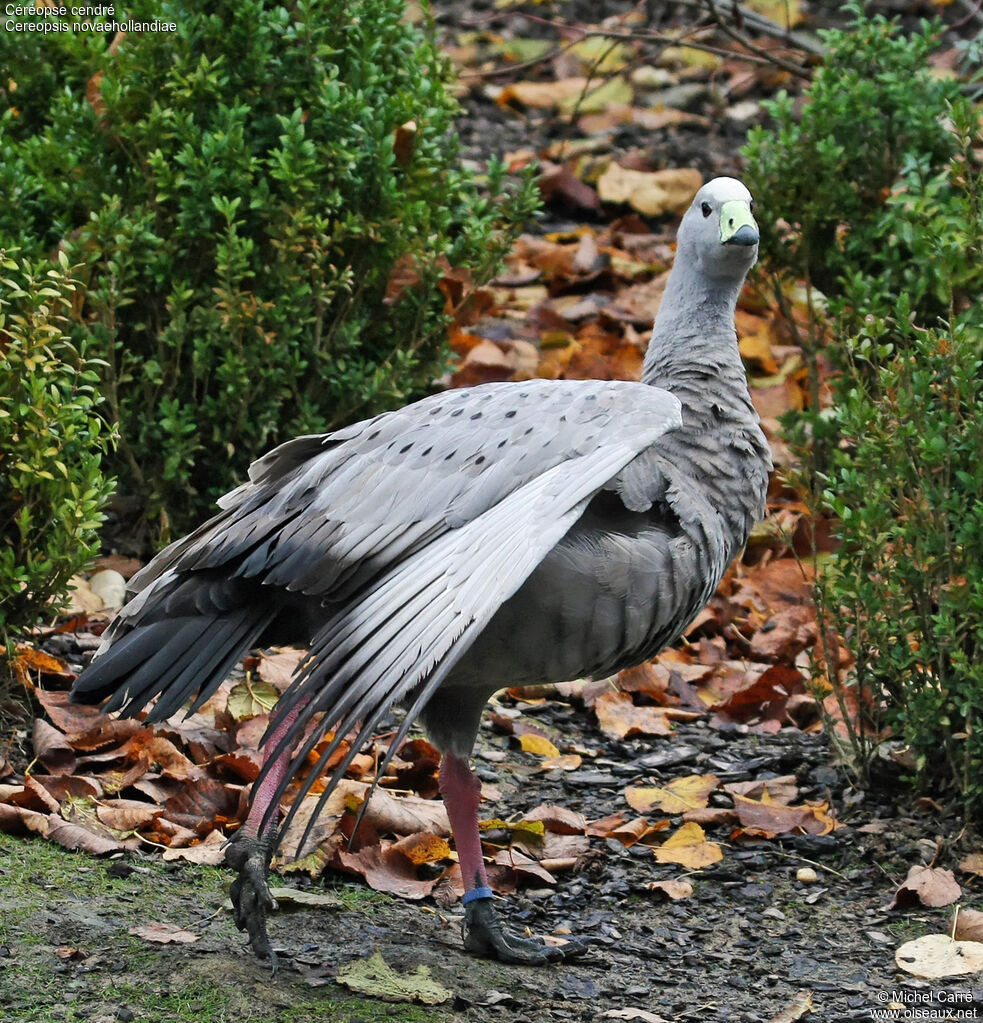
[677, 177, 759, 279]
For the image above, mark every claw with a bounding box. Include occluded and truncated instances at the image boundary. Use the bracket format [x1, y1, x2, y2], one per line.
[462, 898, 590, 965]
[225, 832, 280, 971]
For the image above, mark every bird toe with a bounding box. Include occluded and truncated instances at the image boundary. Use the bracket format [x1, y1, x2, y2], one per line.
[462, 897, 590, 965]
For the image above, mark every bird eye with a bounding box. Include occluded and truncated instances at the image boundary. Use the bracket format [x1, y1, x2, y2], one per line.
[749, 199, 755, 213]
[701, 202, 712, 218]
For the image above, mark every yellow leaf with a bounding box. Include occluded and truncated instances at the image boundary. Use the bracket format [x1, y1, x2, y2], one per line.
[744, 0, 802, 29]
[558, 75, 633, 115]
[596, 165, 702, 217]
[392, 832, 452, 865]
[625, 774, 720, 814]
[519, 733, 561, 758]
[653, 822, 723, 868]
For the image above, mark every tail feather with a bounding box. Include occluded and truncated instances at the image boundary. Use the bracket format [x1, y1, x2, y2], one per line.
[71, 578, 279, 722]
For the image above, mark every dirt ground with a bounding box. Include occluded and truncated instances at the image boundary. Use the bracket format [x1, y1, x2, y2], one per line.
[3, 703, 982, 1023]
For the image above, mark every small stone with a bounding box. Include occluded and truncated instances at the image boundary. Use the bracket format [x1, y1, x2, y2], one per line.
[89, 569, 127, 609]
[796, 867, 819, 883]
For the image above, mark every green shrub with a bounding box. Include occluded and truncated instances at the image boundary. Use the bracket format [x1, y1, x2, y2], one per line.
[0, 252, 115, 651]
[0, 0, 537, 536]
[819, 312, 983, 812]
[743, 6, 983, 810]
[742, 3, 969, 333]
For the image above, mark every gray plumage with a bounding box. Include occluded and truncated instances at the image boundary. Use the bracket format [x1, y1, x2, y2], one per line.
[72, 176, 771, 963]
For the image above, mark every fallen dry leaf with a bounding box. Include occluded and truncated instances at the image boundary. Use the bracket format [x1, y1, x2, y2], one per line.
[958, 852, 983, 877]
[596, 165, 702, 217]
[724, 775, 798, 804]
[767, 990, 814, 1023]
[625, 774, 720, 815]
[161, 829, 227, 865]
[594, 690, 675, 740]
[30, 718, 76, 774]
[953, 908, 983, 943]
[128, 922, 200, 945]
[601, 1010, 668, 1023]
[519, 733, 561, 758]
[652, 821, 722, 868]
[895, 933, 983, 979]
[336, 950, 451, 1005]
[644, 879, 694, 901]
[522, 804, 587, 835]
[890, 866, 962, 910]
[389, 831, 452, 866]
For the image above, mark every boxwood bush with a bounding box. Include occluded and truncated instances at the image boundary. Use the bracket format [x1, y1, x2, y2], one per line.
[743, 5, 983, 812]
[0, 252, 115, 651]
[0, 0, 536, 536]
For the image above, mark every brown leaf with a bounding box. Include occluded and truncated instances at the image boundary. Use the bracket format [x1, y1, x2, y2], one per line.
[493, 847, 557, 886]
[13, 644, 73, 681]
[30, 774, 102, 804]
[0, 801, 51, 837]
[161, 830, 227, 865]
[46, 815, 126, 854]
[70, 717, 147, 753]
[31, 718, 76, 774]
[36, 690, 111, 736]
[596, 165, 702, 217]
[724, 776, 799, 804]
[538, 161, 602, 212]
[128, 922, 200, 945]
[384, 253, 422, 306]
[252, 647, 306, 692]
[767, 990, 814, 1023]
[56, 946, 88, 961]
[349, 786, 450, 838]
[952, 907, 983, 943]
[749, 606, 817, 663]
[392, 119, 416, 165]
[732, 793, 836, 839]
[958, 852, 983, 877]
[389, 831, 451, 866]
[498, 77, 592, 110]
[644, 879, 694, 901]
[889, 866, 962, 910]
[681, 806, 739, 827]
[594, 691, 675, 740]
[95, 799, 162, 832]
[9, 776, 62, 813]
[522, 804, 587, 835]
[607, 817, 669, 848]
[336, 840, 443, 899]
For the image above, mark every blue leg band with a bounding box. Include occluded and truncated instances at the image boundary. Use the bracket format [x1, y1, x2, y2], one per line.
[461, 886, 494, 905]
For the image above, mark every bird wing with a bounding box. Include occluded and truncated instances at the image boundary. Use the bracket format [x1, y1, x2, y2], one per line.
[124, 378, 682, 603]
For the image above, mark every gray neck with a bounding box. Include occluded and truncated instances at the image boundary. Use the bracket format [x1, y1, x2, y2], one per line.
[642, 256, 747, 397]
[640, 251, 769, 538]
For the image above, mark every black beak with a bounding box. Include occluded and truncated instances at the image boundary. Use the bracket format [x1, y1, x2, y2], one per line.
[723, 224, 759, 247]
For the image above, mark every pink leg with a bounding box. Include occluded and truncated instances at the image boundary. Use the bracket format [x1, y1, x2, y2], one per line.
[439, 751, 491, 897]
[439, 749, 587, 964]
[240, 701, 306, 842]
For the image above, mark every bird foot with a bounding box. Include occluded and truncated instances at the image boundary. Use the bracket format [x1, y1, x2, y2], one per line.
[225, 832, 280, 971]
[462, 897, 590, 965]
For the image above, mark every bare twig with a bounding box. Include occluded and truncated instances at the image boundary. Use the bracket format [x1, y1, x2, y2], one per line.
[457, 0, 820, 82]
[699, 0, 815, 79]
